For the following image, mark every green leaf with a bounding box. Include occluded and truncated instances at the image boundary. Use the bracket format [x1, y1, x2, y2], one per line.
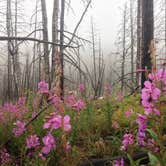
[148, 152, 159, 166]
[146, 129, 158, 141]
[127, 153, 135, 166]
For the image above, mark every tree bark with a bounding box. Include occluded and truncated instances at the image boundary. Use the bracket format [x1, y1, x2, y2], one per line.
[6, 0, 12, 100]
[141, 0, 154, 88]
[121, 4, 127, 92]
[130, 0, 134, 83]
[59, 0, 65, 97]
[41, 0, 50, 85]
[51, 0, 59, 83]
[136, 0, 142, 86]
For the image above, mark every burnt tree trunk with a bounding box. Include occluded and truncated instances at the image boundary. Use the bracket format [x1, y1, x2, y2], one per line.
[136, 0, 142, 86]
[121, 4, 127, 92]
[130, 0, 134, 83]
[141, 0, 154, 88]
[6, 0, 12, 100]
[59, 0, 65, 97]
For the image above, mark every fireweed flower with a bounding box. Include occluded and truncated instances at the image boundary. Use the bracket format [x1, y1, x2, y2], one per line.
[136, 114, 147, 146]
[42, 133, 56, 154]
[62, 115, 71, 131]
[144, 103, 160, 115]
[38, 81, 49, 94]
[141, 81, 161, 101]
[121, 133, 134, 151]
[148, 69, 166, 83]
[78, 83, 85, 93]
[112, 121, 120, 129]
[43, 114, 62, 130]
[73, 99, 85, 111]
[26, 134, 40, 149]
[43, 114, 71, 132]
[0, 148, 11, 165]
[66, 95, 76, 108]
[13, 120, 26, 137]
[17, 97, 26, 106]
[125, 109, 134, 118]
[113, 158, 124, 166]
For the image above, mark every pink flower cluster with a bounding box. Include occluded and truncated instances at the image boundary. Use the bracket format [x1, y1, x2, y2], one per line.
[73, 99, 85, 112]
[43, 114, 71, 132]
[13, 120, 26, 137]
[78, 83, 85, 93]
[136, 114, 147, 146]
[121, 133, 134, 151]
[141, 81, 161, 115]
[0, 148, 11, 165]
[38, 81, 49, 94]
[42, 133, 56, 154]
[26, 134, 40, 149]
[113, 158, 124, 166]
[125, 109, 134, 118]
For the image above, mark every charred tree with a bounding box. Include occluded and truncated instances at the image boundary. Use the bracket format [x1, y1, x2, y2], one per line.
[136, 0, 142, 86]
[141, 0, 154, 88]
[130, 0, 134, 83]
[121, 4, 127, 92]
[59, 0, 65, 97]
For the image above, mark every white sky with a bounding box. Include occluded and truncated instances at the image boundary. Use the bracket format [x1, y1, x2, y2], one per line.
[46, 0, 126, 55]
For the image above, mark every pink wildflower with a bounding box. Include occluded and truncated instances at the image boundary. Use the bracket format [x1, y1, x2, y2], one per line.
[0, 149, 11, 165]
[73, 99, 85, 111]
[62, 115, 71, 132]
[43, 114, 71, 132]
[136, 114, 147, 146]
[26, 134, 40, 149]
[17, 97, 26, 106]
[43, 114, 62, 130]
[13, 120, 26, 137]
[141, 81, 160, 101]
[67, 95, 76, 108]
[113, 158, 124, 166]
[112, 121, 120, 129]
[125, 109, 134, 118]
[121, 133, 134, 151]
[78, 83, 85, 93]
[38, 81, 49, 94]
[42, 134, 56, 154]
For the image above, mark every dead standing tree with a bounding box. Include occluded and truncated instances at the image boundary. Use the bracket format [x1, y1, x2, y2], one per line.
[141, 0, 154, 88]
[130, 0, 134, 83]
[121, 4, 127, 92]
[59, 0, 92, 97]
[40, 0, 50, 85]
[51, 0, 59, 83]
[6, 0, 12, 100]
[136, 0, 142, 86]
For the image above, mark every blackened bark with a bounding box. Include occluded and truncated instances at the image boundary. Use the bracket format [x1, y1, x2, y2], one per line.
[136, 0, 142, 86]
[59, 0, 65, 97]
[141, 0, 154, 88]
